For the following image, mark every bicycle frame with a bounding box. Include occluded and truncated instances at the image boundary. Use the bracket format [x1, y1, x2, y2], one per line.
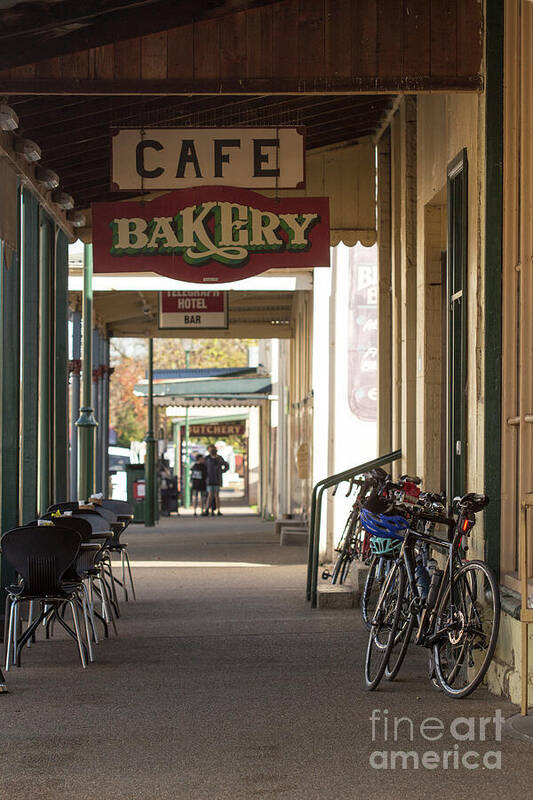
[397, 518, 464, 648]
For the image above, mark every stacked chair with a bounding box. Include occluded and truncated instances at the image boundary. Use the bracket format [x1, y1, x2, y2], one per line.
[1, 495, 135, 671]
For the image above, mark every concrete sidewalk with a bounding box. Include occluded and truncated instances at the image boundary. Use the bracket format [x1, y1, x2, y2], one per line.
[1, 511, 530, 799]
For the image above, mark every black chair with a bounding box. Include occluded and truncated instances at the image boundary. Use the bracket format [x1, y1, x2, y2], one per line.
[47, 502, 135, 603]
[95, 498, 134, 526]
[98, 502, 136, 602]
[74, 502, 136, 603]
[35, 515, 111, 642]
[2, 526, 89, 669]
[63, 512, 121, 628]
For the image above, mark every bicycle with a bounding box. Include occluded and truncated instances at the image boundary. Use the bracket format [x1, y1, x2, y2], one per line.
[360, 474, 425, 630]
[363, 493, 500, 699]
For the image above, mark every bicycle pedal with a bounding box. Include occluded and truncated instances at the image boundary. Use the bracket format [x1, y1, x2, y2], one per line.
[321, 569, 331, 580]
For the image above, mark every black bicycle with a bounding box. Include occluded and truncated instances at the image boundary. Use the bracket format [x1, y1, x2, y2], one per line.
[364, 493, 500, 698]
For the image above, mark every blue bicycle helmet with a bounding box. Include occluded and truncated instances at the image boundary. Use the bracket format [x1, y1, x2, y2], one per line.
[359, 507, 409, 540]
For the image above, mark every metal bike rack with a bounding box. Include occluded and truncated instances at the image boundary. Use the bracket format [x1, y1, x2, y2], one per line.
[306, 449, 402, 608]
[520, 492, 533, 715]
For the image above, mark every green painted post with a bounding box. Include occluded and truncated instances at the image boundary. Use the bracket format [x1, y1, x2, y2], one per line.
[0, 240, 20, 604]
[38, 215, 52, 514]
[184, 349, 191, 509]
[54, 230, 69, 502]
[76, 244, 98, 501]
[20, 189, 39, 523]
[144, 338, 156, 527]
[484, 0, 503, 576]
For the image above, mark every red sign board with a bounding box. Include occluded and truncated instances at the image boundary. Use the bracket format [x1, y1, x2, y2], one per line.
[92, 186, 330, 284]
[159, 291, 228, 329]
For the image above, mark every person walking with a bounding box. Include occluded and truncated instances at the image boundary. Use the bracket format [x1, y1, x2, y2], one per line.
[190, 453, 208, 517]
[204, 444, 229, 516]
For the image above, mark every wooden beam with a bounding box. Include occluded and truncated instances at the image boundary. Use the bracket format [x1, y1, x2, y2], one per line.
[0, 75, 483, 96]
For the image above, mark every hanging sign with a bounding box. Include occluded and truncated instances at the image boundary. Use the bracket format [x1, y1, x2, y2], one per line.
[181, 422, 246, 437]
[111, 128, 305, 191]
[159, 291, 228, 329]
[92, 186, 330, 284]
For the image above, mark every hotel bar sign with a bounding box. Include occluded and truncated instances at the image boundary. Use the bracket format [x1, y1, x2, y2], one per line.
[112, 128, 305, 191]
[92, 186, 330, 284]
[159, 291, 228, 329]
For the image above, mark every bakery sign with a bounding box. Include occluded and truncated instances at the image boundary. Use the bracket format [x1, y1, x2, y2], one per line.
[111, 128, 305, 191]
[159, 291, 228, 329]
[92, 186, 330, 284]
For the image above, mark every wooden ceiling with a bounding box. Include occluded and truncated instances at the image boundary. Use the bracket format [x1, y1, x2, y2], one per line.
[0, 0, 482, 213]
[70, 288, 296, 339]
[8, 93, 393, 209]
[0, 1, 276, 70]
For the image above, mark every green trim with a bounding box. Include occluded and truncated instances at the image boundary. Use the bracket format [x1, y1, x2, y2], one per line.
[0, 238, 21, 598]
[447, 149, 468, 500]
[76, 244, 97, 500]
[20, 189, 40, 522]
[54, 230, 69, 501]
[144, 338, 156, 526]
[38, 212, 53, 514]
[484, 0, 504, 575]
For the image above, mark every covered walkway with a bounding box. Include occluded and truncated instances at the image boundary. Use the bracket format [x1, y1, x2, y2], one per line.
[1, 511, 531, 799]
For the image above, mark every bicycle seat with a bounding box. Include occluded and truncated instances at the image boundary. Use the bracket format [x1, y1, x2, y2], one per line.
[458, 493, 489, 512]
[400, 474, 422, 486]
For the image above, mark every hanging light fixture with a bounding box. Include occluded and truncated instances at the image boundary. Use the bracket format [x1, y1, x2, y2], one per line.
[0, 103, 19, 131]
[67, 210, 86, 228]
[52, 190, 74, 210]
[35, 166, 59, 190]
[14, 138, 41, 163]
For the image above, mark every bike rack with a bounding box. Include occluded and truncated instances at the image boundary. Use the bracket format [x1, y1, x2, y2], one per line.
[306, 449, 402, 608]
[519, 492, 533, 715]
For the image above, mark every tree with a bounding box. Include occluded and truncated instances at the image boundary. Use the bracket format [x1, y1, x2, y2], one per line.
[108, 337, 258, 445]
[109, 340, 146, 445]
[153, 338, 256, 369]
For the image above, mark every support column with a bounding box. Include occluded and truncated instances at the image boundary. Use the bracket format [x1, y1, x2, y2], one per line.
[400, 96, 418, 476]
[20, 189, 39, 522]
[377, 129, 393, 457]
[76, 244, 98, 500]
[38, 215, 52, 514]
[69, 309, 81, 498]
[92, 329, 101, 492]
[54, 230, 69, 502]
[101, 338, 110, 496]
[144, 338, 156, 527]
[0, 240, 20, 601]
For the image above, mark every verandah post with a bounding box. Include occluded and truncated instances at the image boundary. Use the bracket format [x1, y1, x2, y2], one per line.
[76, 243, 98, 500]
[144, 337, 156, 526]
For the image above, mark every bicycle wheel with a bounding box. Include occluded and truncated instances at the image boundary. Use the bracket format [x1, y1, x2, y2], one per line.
[362, 555, 389, 630]
[331, 551, 351, 584]
[433, 560, 500, 699]
[365, 560, 405, 691]
[385, 581, 416, 681]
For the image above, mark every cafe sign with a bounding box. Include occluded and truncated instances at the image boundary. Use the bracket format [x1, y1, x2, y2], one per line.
[92, 186, 330, 284]
[159, 291, 228, 329]
[112, 128, 305, 191]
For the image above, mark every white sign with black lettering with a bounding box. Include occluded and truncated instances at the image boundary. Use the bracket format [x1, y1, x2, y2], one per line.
[159, 291, 228, 329]
[112, 128, 305, 191]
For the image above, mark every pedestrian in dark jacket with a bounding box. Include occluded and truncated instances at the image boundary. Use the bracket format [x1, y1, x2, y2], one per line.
[190, 453, 208, 516]
[204, 444, 229, 515]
